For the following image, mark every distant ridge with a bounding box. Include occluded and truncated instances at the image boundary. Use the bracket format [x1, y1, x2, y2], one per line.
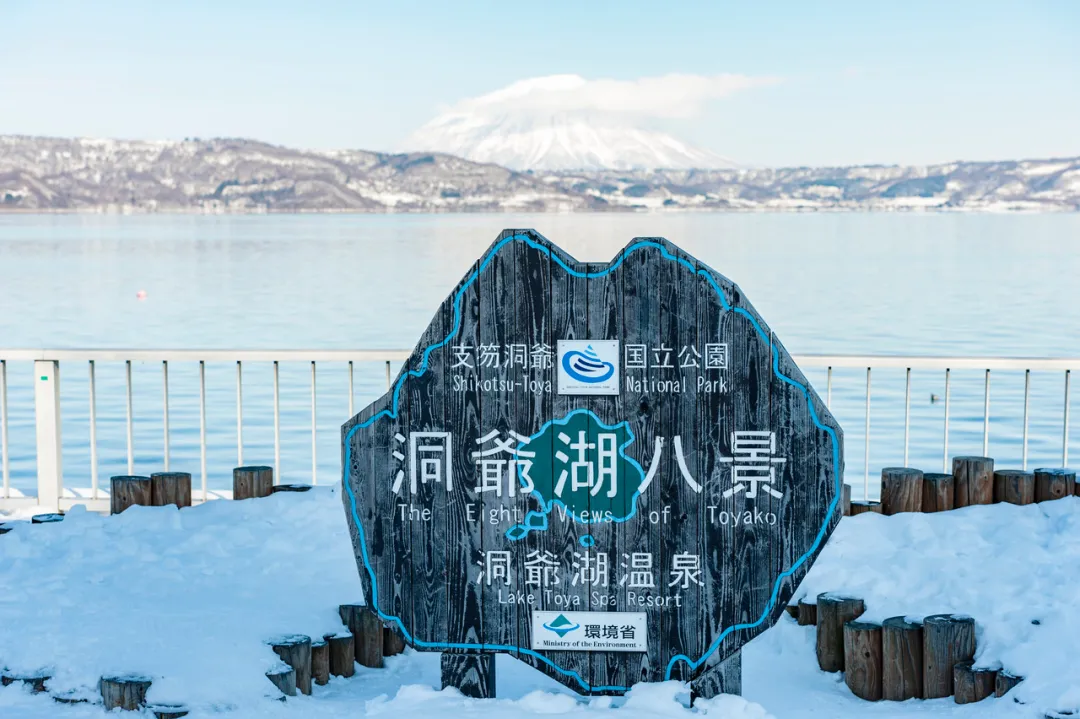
[0, 136, 1076, 212]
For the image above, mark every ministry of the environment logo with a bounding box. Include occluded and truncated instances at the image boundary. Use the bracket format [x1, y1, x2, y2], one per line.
[557, 340, 619, 395]
[542, 614, 580, 638]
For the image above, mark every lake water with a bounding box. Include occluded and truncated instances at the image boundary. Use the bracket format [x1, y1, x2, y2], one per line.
[1, 213, 1078, 497]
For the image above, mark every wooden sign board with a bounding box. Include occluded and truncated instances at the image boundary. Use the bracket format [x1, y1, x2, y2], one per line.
[342, 230, 844, 696]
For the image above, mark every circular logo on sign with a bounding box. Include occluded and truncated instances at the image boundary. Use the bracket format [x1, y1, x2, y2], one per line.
[561, 345, 615, 383]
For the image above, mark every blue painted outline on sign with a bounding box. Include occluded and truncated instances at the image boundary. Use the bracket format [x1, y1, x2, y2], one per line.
[341, 233, 841, 694]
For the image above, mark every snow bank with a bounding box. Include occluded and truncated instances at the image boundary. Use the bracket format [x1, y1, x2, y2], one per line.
[0, 489, 364, 708]
[1, 488, 1076, 717]
[793, 497, 1080, 714]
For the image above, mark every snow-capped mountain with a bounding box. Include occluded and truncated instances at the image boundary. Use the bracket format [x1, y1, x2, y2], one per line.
[403, 75, 736, 172]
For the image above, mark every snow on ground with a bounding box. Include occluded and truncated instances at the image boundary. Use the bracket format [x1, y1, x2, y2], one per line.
[0, 489, 1076, 717]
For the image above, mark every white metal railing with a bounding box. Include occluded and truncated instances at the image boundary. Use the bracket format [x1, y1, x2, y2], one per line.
[0, 350, 402, 512]
[0, 351, 1075, 512]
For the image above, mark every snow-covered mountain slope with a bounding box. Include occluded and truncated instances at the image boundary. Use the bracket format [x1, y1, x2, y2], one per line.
[403, 74, 735, 172]
[1, 135, 1077, 212]
[0, 489, 1077, 717]
[404, 113, 733, 172]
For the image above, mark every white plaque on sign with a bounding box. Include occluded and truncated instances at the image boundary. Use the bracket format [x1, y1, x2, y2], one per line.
[557, 340, 620, 395]
[531, 611, 647, 652]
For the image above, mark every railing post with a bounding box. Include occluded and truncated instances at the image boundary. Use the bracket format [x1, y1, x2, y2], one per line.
[34, 360, 63, 510]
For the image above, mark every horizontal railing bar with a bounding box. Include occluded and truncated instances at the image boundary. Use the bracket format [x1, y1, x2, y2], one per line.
[0, 349, 411, 362]
[0, 350, 1076, 371]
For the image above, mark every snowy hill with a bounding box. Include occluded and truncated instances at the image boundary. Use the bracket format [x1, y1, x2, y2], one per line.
[0, 135, 1077, 212]
[0, 489, 1077, 718]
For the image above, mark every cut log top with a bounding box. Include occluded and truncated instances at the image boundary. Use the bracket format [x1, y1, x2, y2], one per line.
[267, 633, 310, 647]
[31, 513, 64, 524]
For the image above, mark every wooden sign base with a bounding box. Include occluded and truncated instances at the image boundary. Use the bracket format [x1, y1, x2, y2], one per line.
[441, 652, 496, 699]
[690, 651, 742, 700]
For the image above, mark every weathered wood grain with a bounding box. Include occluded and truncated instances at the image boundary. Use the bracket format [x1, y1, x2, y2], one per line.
[325, 632, 355, 678]
[265, 666, 295, 697]
[110, 475, 151, 514]
[383, 625, 406, 656]
[995, 470, 1035, 505]
[922, 614, 976, 699]
[690, 650, 741, 700]
[441, 652, 496, 699]
[100, 674, 152, 710]
[797, 599, 817, 626]
[339, 605, 383, 668]
[922, 473, 954, 513]
[953, 662, 996, 704]
[881, 616, 923, 701]
[341, 230, 843, 696]
[843, 620, 883, 701]
[849, 501, 881, 516]
[1, 672, 49, 693]
[269, 634, 312, 696]
[995, 670, 1023, 697]
[150, 472, 192, 508]
[880, 468, 923, 515]
[311, 639, 329, 686]
[1034, 468, 1076, 502]
[816, 594, 865, 672]
[952, 457, 994, 508]
[232, 466, 273, 500]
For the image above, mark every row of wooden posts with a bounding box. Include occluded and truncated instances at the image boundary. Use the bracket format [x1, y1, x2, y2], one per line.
[0, 603, 405, 714]
[786, 594, 1021, 705]
[0, 467, 309, 533]
[841, 456, 1077, 516]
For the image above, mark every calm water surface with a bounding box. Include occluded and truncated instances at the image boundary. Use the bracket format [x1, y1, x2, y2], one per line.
[0, 213, 1077, 495]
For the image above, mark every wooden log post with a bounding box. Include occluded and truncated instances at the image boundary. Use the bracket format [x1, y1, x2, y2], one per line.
[110, 475, 152, 514]
[150, 472, 192, 508]
[311, 639, 330, 686]
[325, 632, 356, 678]
[922, 614, 976, 699]
[384, 625, 407, 656]
[881, 468, 924, 515]
[882, 616, 923, 701]
[269, 635, 312, 696]
[265, 666, 296, 697]
[996, 470, 1035, 505]
[995, 670, 1023, 697]
[784, 604, 799, 619]
[31, 513, 64, 524]
[797, 599, 818, 626]
[922, 473, 955, 513]
[843, 620, 883, 701]
[1, 672, 50, 693]
[849, 501, 882, 516]
[953, 662, 996, 704]
[339, 604, 383, 668]
[271, 484, 313, 493]
[842, 483, 852, 517]
[0, 523, 12, 534]
[233, 466, 273, 500]
[952, 457, 994, 508]
[816, 594, 865, 672]
[100, 674, 153, 711]
[146, 704, 189, 719]
[441, 652, 496, 699]
[1034, 468, 1076, 503]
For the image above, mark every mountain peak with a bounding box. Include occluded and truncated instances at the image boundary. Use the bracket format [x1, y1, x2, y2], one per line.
[404, 113, 735, 172]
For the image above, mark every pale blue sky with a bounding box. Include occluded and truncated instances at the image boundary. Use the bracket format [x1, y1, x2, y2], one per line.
[0, 0, 1077, 167]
